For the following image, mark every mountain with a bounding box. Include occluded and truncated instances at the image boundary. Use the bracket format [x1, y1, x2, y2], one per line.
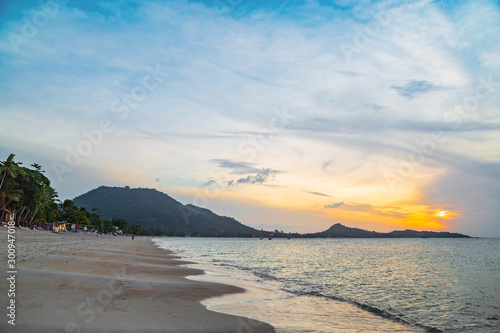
[311, 223, 379, 238]
[311, 223, 471, 238]
[73, 186, 471, 238]
[73, 186, 266, 237]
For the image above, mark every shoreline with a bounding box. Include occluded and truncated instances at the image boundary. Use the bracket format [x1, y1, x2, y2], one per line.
[0, 228, 274, 332]
[156, 237, 424, 333]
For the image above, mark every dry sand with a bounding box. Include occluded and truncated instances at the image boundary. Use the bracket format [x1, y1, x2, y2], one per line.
[0, 228, 274, 332]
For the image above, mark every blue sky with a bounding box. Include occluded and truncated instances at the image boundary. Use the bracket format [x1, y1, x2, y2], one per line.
[1, 0, 499, 236]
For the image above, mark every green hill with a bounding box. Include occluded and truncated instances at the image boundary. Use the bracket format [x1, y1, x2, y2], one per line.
[311, 223, 471, 238]
[73, 186, 265, 237]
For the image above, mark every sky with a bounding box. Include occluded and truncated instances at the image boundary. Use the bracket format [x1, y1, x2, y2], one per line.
[1, 0, 499, 237]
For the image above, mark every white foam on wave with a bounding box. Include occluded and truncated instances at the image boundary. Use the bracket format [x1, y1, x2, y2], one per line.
[153, 238, 422, 333]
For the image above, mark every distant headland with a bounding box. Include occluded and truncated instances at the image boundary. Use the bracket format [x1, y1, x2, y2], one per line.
[74, 186, 471, 238]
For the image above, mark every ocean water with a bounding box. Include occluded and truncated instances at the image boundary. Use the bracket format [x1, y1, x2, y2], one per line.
[153, 238, 500, 332]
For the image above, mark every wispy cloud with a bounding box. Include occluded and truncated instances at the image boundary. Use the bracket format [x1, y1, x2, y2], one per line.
[305, 191, 331, 197]
[324, 202, 344, 209]
[236, 168, 281, 185]
[207, 159, 283, 187]
[209, 159, 261, 174]
[203, 179, 217, 187]
[391, 80, 439, 99]
[327, 202, 409, 220]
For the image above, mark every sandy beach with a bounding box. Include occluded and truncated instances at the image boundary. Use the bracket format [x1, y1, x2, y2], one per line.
[0, 228, 274, 333]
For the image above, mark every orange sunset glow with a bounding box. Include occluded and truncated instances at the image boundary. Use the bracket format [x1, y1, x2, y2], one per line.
[1, 0, 498, 238]
[2, 2, 500, 333]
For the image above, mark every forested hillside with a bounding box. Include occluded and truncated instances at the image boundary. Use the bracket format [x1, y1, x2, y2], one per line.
[74, 186, 267, 237]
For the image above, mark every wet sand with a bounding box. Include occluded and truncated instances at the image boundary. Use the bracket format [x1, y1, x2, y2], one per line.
[182, 257, 423, 333]
[0, 228, 274, 332]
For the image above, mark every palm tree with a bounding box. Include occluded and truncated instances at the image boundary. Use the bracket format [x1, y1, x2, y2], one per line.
[0, 181, 23, 221]
[28, 185, 58, 225]
[31, 163, 42, 171]
[0, 154, 24, 192]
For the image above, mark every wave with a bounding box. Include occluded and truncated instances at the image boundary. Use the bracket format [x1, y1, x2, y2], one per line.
[213, 258, 441, 332]
[154, 238, 500, 333]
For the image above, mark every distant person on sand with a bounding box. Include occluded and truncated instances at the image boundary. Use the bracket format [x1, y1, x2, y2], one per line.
[132, 234, 135, 240]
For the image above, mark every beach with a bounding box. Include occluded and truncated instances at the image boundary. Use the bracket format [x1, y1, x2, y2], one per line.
[0, 228, 274, 333]
[3, 229, 498, 333]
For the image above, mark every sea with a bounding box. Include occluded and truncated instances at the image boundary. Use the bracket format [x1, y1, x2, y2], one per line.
[153, 237, 500, 333]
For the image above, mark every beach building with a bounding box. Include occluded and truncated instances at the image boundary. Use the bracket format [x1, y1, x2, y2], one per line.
[54, 222, 66, 231]
[40, 222, 67, 231]
[3, 209, 15, 223]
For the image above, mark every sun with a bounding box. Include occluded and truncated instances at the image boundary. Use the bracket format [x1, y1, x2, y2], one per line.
[432, 209, 459, 220]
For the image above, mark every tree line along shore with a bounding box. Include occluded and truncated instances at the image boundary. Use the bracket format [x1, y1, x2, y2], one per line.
[0, 154, 158, 236]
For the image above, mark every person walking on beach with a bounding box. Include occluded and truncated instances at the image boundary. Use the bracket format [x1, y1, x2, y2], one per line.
[132, 234, 135, 240]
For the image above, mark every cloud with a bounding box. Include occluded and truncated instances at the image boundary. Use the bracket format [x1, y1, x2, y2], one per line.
[346, 203, 408, 220]
[203, 179, 217, 187]
[208, 159, 284, 186]
[342, 203, 373, 212]
[322, 160, 334, 171]
[391, 80, 439, 99]
[236, 168, 281, 185]
[209, 159, 260, 174]
[324, 202, 344, 209]
[305, 191, 331, 197]
[324, 202, 408, 220]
